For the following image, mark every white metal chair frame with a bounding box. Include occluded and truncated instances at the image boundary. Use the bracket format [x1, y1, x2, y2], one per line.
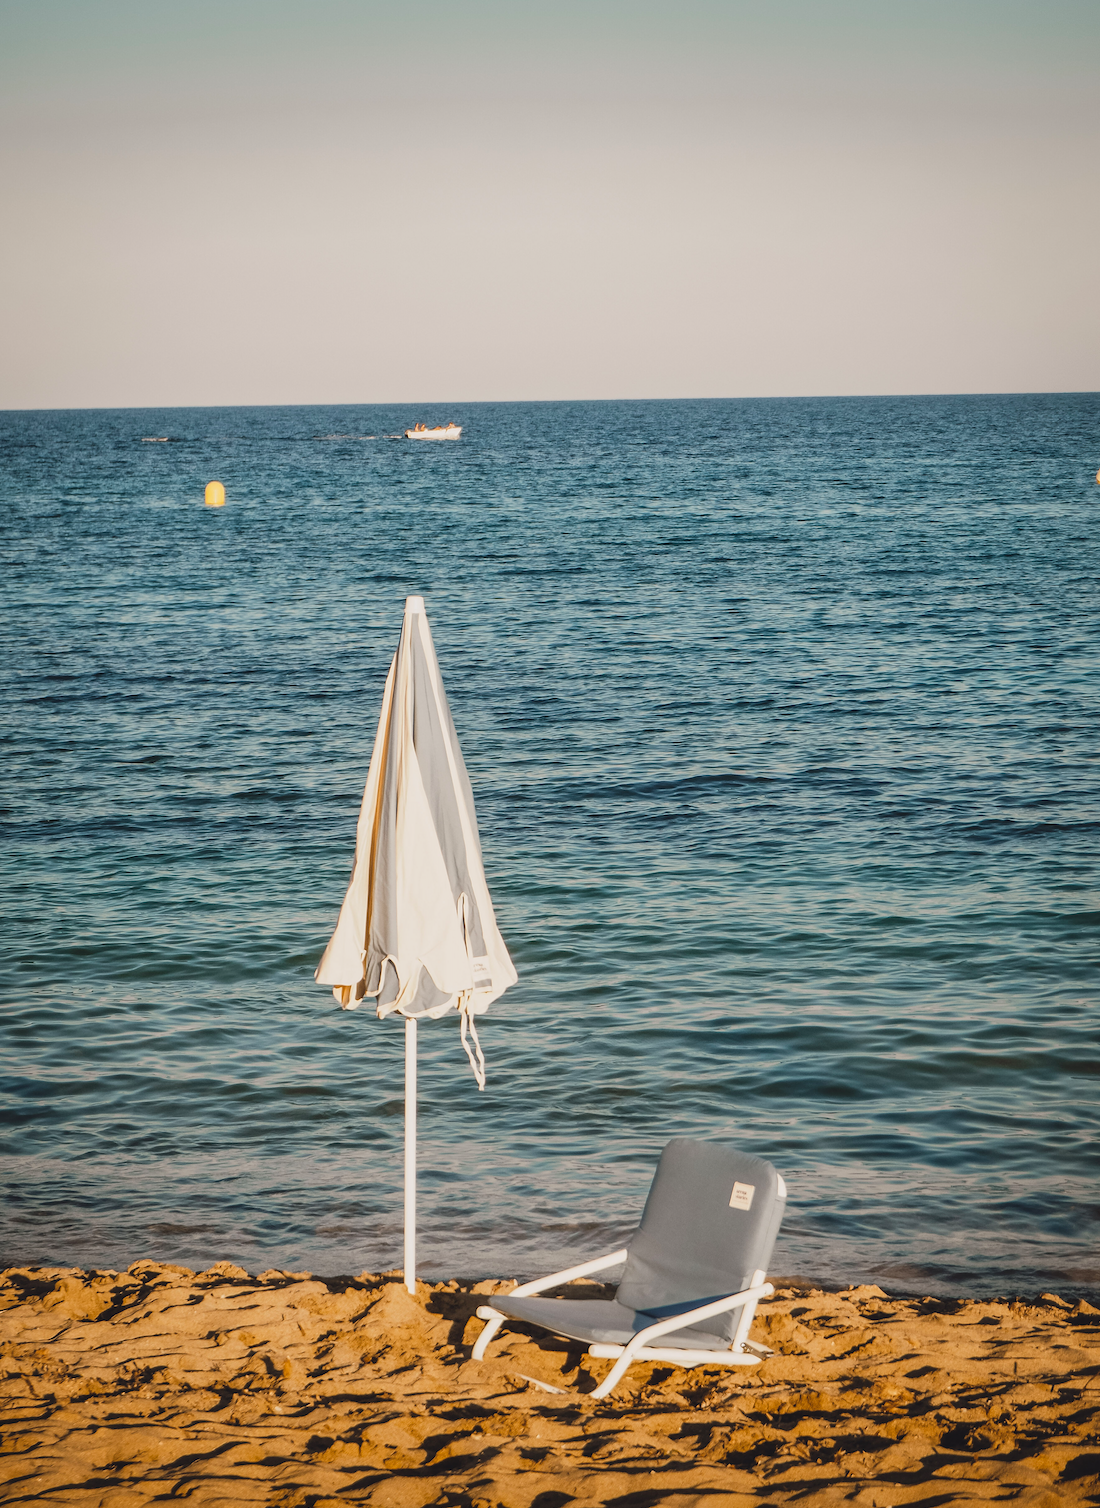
[471, 1246, 774, 1399]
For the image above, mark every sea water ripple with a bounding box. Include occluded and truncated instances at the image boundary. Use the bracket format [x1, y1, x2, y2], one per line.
[0, 395, 1097, 1295]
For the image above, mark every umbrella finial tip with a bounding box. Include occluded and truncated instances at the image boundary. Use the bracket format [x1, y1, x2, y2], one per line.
[405, 595, 425, 615]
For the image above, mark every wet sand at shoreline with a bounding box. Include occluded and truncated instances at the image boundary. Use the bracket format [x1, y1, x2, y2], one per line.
[1, 1262, 1098, 1506]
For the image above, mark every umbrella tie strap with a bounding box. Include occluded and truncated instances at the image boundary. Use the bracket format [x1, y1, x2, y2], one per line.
[459, 1001, 487, 1091]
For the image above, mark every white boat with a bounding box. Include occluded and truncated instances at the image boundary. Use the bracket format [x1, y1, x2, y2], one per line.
[405, 423, 462, 441]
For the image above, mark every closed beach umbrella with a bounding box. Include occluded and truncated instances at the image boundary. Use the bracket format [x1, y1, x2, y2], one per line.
[316, 595, 517, 1291]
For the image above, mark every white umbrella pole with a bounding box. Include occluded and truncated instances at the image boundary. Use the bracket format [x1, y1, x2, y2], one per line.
[403, 1016, 417, 1293]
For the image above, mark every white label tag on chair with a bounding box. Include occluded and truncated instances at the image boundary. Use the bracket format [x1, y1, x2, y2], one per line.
[729, 1182, 755, 1211]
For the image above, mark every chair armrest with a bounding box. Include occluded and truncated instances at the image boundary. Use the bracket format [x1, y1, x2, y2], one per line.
[627, 1282, 774, 1351]
[509, 1247, 631, 1298]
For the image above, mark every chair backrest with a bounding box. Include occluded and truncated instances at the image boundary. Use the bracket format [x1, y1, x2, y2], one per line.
[615, 1139, 786, 1341]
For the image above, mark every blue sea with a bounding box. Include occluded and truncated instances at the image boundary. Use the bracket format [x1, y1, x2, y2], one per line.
[1, 395, 1097, 1298]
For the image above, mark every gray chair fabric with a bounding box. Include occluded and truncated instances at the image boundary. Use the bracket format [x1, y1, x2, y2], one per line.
[496, 1140, 786, 1352]
[491, 1294, 737, 1351]
[615, 1139, 785, 1342]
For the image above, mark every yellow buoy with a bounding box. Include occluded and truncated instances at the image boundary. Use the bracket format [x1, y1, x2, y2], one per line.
[205, 480, 226, 507]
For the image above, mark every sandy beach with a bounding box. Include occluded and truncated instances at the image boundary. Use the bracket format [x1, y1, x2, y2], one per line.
[1, 1262, 1097, 1506]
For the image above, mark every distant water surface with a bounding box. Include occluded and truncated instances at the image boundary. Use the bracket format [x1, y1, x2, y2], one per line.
[1, 395, 1097, 1297]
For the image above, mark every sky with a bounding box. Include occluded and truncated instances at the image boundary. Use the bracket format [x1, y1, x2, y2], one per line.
[1, 0, 1097, 408]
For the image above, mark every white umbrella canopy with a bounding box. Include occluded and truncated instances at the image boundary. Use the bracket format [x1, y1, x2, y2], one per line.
[316, 595, 517, 1289]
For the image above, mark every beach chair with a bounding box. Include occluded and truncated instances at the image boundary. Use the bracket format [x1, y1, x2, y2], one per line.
[471, 1138, 787, 1398]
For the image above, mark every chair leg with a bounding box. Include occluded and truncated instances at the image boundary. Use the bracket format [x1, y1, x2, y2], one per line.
[732, 1269, 766, 1352]
[590, 1350, 634, 1399]
[471, 1307, 506, 1361]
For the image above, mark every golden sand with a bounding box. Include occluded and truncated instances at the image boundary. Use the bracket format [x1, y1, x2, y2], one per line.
[1, 1262, 1098, 1505]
